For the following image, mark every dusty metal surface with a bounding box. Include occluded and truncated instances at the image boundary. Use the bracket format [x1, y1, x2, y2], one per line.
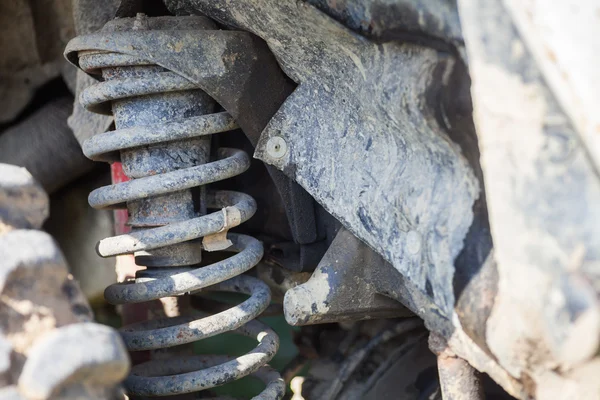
[95, 191, 257, 259]
[305, 0, 464, 55]
[284, 228, 412, 325]
[86, 19, 216, 396]
[104, 234, 262, 305]
[458, 0, 600, 398]
[76, 2, 589, 398]
[166, 0, 478, 319]
[127, 316, 282, 397]
[67, 14, 283, 398]
[87, 15, 216, 267]
[65, 14, 320, 253]
[276, 223, 456, 332]
[120, 275, 270, 350]
[10, 0, 587, 398]
[160, 2, 600, 398]
[257, 262, 312, 303]
[280, 223, 516, 397]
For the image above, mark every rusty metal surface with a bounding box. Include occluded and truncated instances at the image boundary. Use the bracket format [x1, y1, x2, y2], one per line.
[67, 15, 283, 398]
[429, 333, 485, 400]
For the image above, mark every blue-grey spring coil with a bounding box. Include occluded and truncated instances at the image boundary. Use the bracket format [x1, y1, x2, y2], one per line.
[73, 15, 284, 399]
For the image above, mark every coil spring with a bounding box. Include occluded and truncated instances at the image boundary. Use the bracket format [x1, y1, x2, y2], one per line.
[75, 15, 284, 399]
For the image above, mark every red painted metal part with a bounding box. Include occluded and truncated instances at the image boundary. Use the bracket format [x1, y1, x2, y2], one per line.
[112, 162, 151, 364]
[111, 162, 130, 235]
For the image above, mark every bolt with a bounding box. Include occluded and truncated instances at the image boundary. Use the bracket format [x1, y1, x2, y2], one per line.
[266, 136, 288, 159]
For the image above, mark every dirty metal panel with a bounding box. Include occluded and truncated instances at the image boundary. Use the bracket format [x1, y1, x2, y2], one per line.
[172, 0, 479, 315]
[284, 228, 412, 326]
[65, 25, 319, 249]
[255, 68, 478, 318]
[305, 0, 464, 55]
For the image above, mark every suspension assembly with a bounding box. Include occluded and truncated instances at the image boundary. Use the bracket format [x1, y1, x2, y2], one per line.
[69, 14, 284, 398]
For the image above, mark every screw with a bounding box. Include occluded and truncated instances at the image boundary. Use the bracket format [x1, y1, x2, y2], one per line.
[266, 136, 288, 159]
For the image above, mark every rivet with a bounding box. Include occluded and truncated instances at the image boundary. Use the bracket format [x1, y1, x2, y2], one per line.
[266, 136, 288, 159]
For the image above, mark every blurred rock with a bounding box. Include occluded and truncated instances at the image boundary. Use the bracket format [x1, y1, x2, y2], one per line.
[0, 163, 128, 399]
[0, 0, 74, 124]
[0, 165, 48, 232]
[0, 230, 92, 362]
[18, 323, 129, 400]
[0, 98, 93, 194]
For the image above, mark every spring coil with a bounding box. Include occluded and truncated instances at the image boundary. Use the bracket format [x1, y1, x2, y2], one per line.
[75, 19, 284, 399]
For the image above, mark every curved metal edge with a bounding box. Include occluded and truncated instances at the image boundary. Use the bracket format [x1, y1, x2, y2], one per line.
[125, 318, 280, 396]
[121, 275, 271, 350]
[89, 150, 249, 208]
[104, 233, 263, 304]
[96, 191, 256, 257]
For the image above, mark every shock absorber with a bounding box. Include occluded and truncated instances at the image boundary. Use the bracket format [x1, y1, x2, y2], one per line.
[71, 14, 284, 398]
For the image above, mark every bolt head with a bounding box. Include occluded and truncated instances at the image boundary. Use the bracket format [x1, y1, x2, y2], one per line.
[266, 136, 288, 159]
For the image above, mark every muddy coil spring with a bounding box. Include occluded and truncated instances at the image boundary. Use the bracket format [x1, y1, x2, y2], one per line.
[74, 15, 284, 399]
